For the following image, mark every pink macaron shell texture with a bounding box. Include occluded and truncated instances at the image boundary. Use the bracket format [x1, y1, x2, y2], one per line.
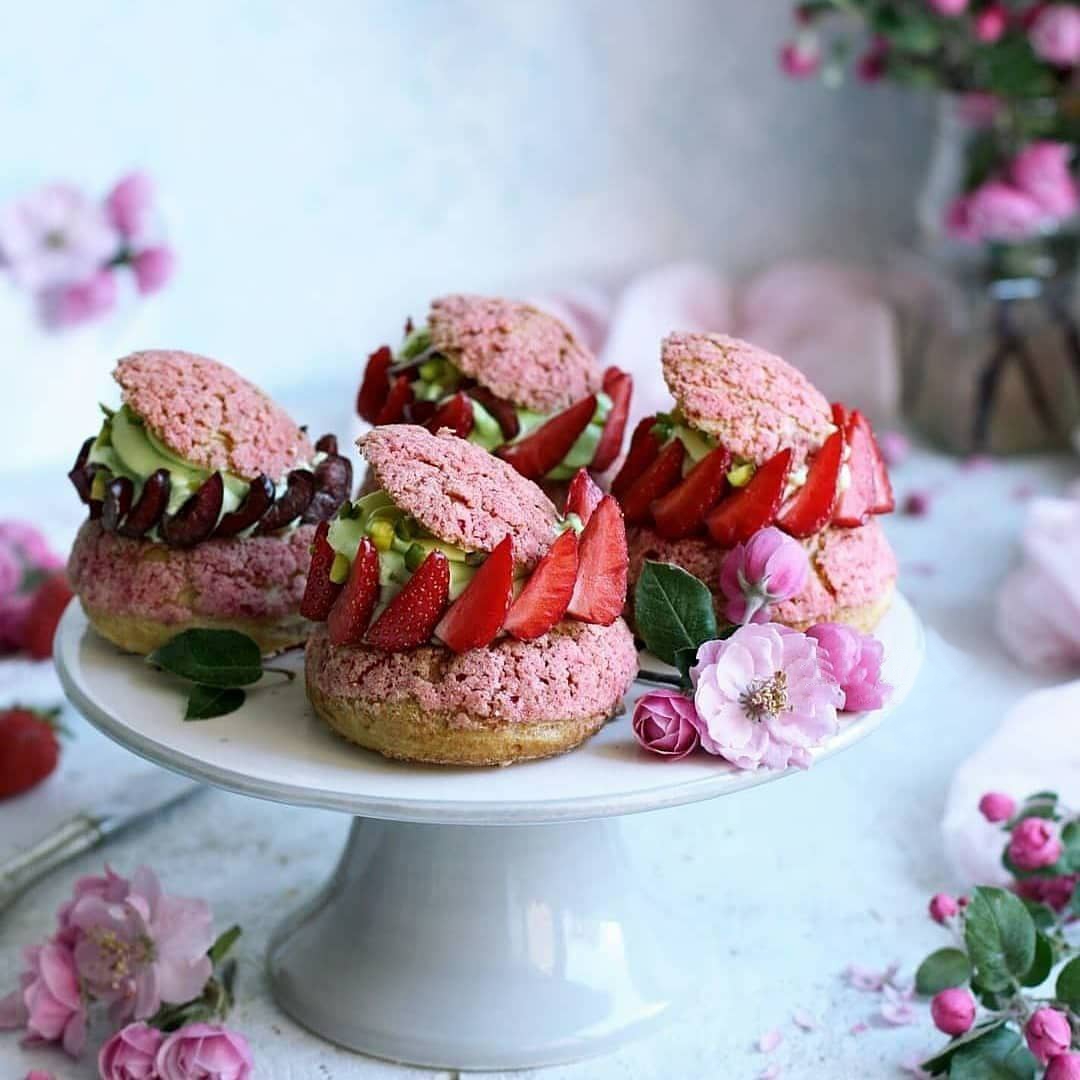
[68, 520, 315, 624]
[661, 332, 834, 465]
[359, 424, 560, 570]
[627, 518, 896, 627]
[114, 350, 315, 481]
[307, 618, 638, 727]
[428, 294, 601, 413]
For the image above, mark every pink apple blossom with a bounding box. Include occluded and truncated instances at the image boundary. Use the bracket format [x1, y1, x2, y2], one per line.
[43, 268, 118, 329]
[0, 184, 116, 291]
[0, 943, 86, 1057]
[930, 988, 976, 1035]
[1030, 5, 1080, 65]
[131, 246, 175, 295]
[978, 791, 1016, 823]
[719, 526, 809, 625]
[631, 689, 700, 760]
[99, 1022, 164, 1080]
[690, 623, 842, 770]
[1008, 817, 1063, 871]
[964, 179, 1047, 242]
[1025, 1007, 1072, 1064]
[105, 172, 154, 240]
[806, 622, 891, 712]
[1010, 141, 1080, 219]
[927, 0, 969, 14]
[975, 4, 1008, 42]
[155, 1023, 254, 1080]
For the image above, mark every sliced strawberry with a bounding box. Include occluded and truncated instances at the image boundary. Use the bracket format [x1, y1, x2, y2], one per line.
[620, 438, 685, 525]
[590, 367, 633, 473]
[327, 537, 380, 645]
[357, 345, 394, 422]
[366, 550, 450, 650]
[831, 401, 848, 430]
[832, 416, 875, 528]
[706, 448, 792, 547]
[567, 495, 628, 626]
[425, 391, 474, 439]
[405, 399, 438, 425]
[0, 707, 61, 798]
[434, 536, 514, 653]
[24, 573, 74, 661]
[504, 530, 579, 641]
[565, 468, 603, 525]
[300, 522, 343, 621]
[497, 394, 597, 480]
[650, 445, 731, 540]
[775, 431, 843, 539]
[610, 415, 662, 499]
[373, 374, 414, 426]
[858, 411, 895, 514]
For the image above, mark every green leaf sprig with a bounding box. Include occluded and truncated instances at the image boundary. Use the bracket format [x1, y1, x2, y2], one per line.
[147, 628, 293, 720]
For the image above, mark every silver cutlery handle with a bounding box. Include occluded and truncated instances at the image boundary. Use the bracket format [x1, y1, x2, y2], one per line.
[0, 814, 103, 914]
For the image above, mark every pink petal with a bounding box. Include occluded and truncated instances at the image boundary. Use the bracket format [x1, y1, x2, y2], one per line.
[760, 1066, 782, 1080]
[758, 1028, 784, 1053]
[792, 1008, 817, 1031]
[849, 1021, 869, 1035]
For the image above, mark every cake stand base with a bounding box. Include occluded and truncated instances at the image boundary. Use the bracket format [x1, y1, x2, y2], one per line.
[267, 815, 680, 1070]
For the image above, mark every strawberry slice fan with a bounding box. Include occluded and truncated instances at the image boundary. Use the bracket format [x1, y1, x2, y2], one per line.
[612, 405, 893, 543]
[356, 346, 634, 482]
[301, 469, 627, 654]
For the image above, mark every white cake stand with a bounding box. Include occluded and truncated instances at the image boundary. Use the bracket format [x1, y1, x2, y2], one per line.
[55, 596, 923, 1070]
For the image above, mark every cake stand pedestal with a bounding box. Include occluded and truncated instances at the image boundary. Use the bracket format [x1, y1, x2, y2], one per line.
[55, 596, 923, 1070]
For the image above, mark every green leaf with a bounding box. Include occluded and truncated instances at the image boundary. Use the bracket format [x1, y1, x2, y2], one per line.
[634, 561, 718, 668]
[964, 886, 1037, 993]
[982, 37, 1055, 99]
[1020, 931, 1054, 988]
[1021, 899, 1056, 931]
[673, 647, 699, 690]
[1056, 956, 1080, 1010]
[922, 1020, 1006, 1076]
[1062, 820, 1080, 872]
[208, 924, 242, 965]
[950, 1025, 1038, 1080]
[185, 685, 246, 721]
[915, 948, 972, 996]
[149, 629, 263, 688]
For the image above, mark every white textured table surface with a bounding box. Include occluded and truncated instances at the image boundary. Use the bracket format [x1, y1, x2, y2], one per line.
[0, 446, 1072, 1080]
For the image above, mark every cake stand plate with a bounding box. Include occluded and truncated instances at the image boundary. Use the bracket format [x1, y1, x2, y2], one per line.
[55, 596, 923, 1070]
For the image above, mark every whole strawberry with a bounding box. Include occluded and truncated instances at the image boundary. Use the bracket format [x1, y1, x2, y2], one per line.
[0, 706, 62, 798]
[23, 572, 74, 660]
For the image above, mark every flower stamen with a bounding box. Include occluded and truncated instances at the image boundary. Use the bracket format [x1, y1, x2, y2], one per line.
[740, 670, 789, 721]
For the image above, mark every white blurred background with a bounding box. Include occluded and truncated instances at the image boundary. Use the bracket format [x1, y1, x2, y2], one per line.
[1, 0, 930, 463]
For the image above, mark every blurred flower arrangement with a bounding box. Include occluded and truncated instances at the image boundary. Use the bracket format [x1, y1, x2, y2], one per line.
[781, 2, 1080, 454]
[0, 173, 174, 330]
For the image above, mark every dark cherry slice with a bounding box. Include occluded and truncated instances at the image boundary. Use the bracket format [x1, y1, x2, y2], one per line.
[302, 454, 353, 523]
[213, 475, 275, 538]
[101, 477, 134, 533]
[255, 469, 316, 535]
[466, 386, 520, 440]
[68, 438, 95, 502]
[118, 469, 171, 539]
[160, 473, 225, 547]
[315, 433, 338, 455]
[405, 399, 438, 425]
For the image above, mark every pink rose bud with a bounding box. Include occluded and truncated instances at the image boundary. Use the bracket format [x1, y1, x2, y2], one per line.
[928, 893, 960, 924]
[1031, 5, 1080, 65]
[99, 1022, 164, 1080]
[1016, 873, 1079, 912]
[806, 622, 891, 712]
[719, 526, 809, 625]
[928, 0, 969, 14]
[964, 179, 1047, 242]
[930, 988, 976, 1036]
[632, 689, 700, 760]
[975, 4, 1008, 42]
[856, 46, 888, 83]
[105, 172, 154, 239]
[1025, 1007, 1073, 1064]
[978, 791, 1016, 823]
[1009, 816, 1063, 871]
[1010, 141, 1080, 219]
[779, 39, 821, 78]
[155, 1023, 254, 1080]
[131, 245, 175, 295]
[1048, 1054, 1080, 1080]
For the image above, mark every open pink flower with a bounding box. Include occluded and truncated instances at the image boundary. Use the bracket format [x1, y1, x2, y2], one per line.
[0, 184, 116, 291]
[1011, 141, 1080, 220]
[70, 865, 213, 1021]
[131, 246, 175, 295]
[690, 624, 842, 770]
[719, 527, 809, 625]
[0, 943, 86, 1057]
[99, 1021, 164, 1080]
[1009, 816, 1063, 871]
[632, 689, 700, 759]
[1025, 1007, 1072, 1064]
[155, 1023, 254, 1080]
[42, 268, 118, 328]
[964, 179, 1047, 242]
[105, 173, 154, 240]
[1031, 5, 1080, 65]
[56, 865, 132, 947]
[927, 0, 968, 14]
[806, 622, 891, 712]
